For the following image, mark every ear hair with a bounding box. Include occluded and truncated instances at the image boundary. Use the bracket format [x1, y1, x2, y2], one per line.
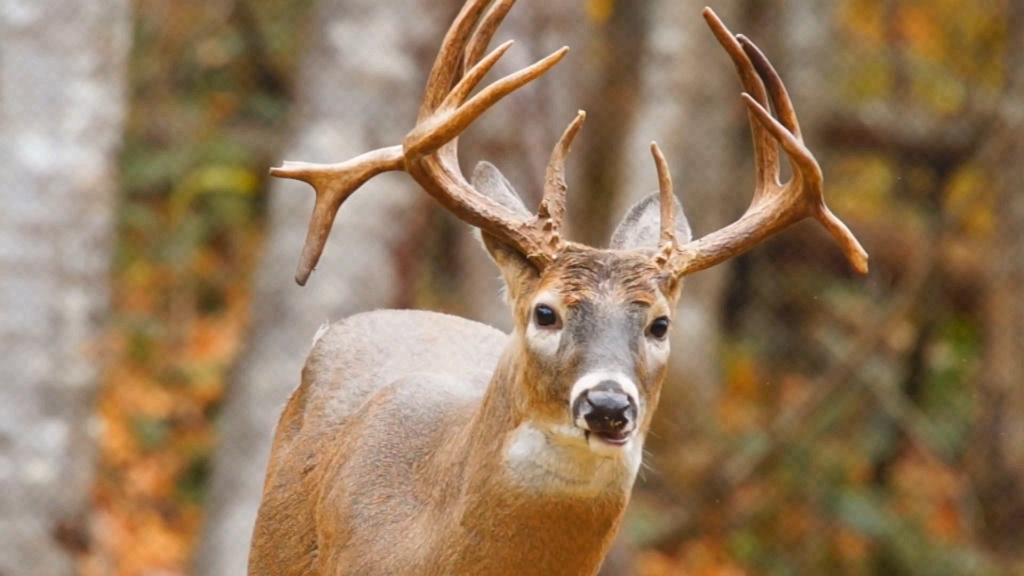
[609, 191, 692, 252]
[471, 161, 531, 217]
[470, 161, 530, 247]
[470, 161, 539, 296]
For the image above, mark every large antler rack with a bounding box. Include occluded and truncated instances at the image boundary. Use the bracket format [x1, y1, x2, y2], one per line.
[653, 9, 869, 278]
[271, 1, 868, 287]
[270, 0, 584, 285]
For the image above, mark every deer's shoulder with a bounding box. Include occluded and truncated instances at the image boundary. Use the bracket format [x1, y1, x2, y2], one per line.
[312, 308, 508, 376]
[297, 309, 507, 424]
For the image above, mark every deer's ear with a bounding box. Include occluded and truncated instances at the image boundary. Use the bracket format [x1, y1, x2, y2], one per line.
[609, 191, 692, 252]
[470, 162, 539, 293]
[471, 161, 531, 218]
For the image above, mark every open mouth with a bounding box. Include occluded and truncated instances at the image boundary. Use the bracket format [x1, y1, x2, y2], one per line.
[586, 430, 630, 447]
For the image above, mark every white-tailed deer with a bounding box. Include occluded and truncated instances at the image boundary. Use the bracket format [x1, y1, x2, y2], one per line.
[254, 1, 869, 575]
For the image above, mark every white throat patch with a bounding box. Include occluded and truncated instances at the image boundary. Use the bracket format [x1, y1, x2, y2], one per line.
[503, 422, 643, 495]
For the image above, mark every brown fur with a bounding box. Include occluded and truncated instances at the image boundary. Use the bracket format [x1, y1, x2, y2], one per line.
[248, 247, 681, 576]
[540, 245, 673, 307]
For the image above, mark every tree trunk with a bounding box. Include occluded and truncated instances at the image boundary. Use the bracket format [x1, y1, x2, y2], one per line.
[978, 114, 1024, 551]
[195, 2, 448, 574]
[779, 0, 838, 147]
[0, 1, 130, 575]
[971, 0, 1024, 555]
[569, 0, 649, 248]
[615, 0, 742, 485]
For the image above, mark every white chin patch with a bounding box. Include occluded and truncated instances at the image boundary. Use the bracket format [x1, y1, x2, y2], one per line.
[588, 433, 644, 479]
[503, 422, 644, 494]
[586, 433, 635, 458]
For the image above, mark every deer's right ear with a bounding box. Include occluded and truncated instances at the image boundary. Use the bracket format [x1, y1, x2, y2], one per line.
[610, 191, 692, 252]
[472, 161, 530, 217]
[471, 162, 539, 292]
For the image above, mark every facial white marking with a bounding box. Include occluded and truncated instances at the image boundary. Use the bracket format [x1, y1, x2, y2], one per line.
[525, 291, 563, 358]
[505, 423, 549, 464]
[644, 293, 673, 372]
[570, 371, 642, 455]
[569, 371, 641, 416]
[503, 422, 643, 494]
[621, 435, 645, 478]
[644, 333, 671, 370]
[526, 323, 561, 357]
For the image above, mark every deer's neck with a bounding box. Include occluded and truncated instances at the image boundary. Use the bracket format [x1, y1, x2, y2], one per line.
[429, 345, 635, 574]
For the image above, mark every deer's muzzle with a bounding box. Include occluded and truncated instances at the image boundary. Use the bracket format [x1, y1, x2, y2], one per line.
[571, 379, 638, 445]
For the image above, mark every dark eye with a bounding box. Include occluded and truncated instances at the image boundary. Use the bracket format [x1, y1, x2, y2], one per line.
[648, 316, 670, 339]
[534, 304, 560, 328]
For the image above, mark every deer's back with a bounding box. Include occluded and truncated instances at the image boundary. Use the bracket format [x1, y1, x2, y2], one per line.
[301, 308, 507, 428]
[249, 309, 508, 575]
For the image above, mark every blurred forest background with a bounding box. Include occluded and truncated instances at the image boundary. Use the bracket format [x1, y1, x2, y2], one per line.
[3, 0, 1024, 575]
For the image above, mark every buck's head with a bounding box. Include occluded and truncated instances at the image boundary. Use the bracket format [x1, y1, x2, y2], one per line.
[271, 0, 869, 471]
[471, 159, 692, 457]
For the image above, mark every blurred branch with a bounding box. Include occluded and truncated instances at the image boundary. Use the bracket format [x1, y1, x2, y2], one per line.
[819, 104, 992, 167]
[649, 240, 940, 552]
[820, 0, 999, 170]
[965, 0, 1024, 554]
[724, 242, 940, 480]
[229, 0, 291, 98]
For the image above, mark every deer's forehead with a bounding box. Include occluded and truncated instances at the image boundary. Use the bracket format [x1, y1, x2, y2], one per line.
[538, 250, 664, 306]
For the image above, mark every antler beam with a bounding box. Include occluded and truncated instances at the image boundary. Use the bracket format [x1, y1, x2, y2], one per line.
[271, 0, 573, 285]
[273, 1, 867, 287]
[663, 9, 869, 278]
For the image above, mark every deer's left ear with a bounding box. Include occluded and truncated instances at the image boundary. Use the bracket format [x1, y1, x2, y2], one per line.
[609, 191, 691, 251]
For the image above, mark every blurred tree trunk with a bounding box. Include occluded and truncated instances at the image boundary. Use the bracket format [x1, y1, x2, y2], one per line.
[616, 0, 742, 486]
[195, 2, 448, 574]
[971, 0, 1024, 555]
[778, 0, 836, 141]
[569, 0, 649, 247]
[0, 1, 130, 575]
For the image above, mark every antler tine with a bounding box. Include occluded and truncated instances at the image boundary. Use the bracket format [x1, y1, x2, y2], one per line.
[536, 110, 586, 252]
[271, 0, 571, 286]
[739, 94, 868, 273]
[401, 0, 570, 263]
[419, 0, 493, 119]
[404, 47, 568, 158]
[649, 142, 676, 267]
[665, 12, 869, 279]
[740, 95, 818, 182]
[403, 40, 566, 268]
[465, 0, 516, 74]
[271, 148, 405, 286]
[442, 40, 515, 112]
[703, 8, 779, 192]
[739, 37, 801, 139]
[737, 37, 866, 273]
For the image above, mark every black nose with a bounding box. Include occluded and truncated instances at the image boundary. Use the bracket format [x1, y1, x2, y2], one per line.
[572, 381, 637, 436]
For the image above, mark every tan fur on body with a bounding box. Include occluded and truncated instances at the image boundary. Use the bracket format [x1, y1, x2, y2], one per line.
[251, 308, 631, 576]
